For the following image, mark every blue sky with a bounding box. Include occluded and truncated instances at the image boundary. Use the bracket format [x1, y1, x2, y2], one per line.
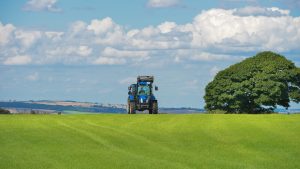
[1, 0, 300, 30]
[0, 0, 300, 108]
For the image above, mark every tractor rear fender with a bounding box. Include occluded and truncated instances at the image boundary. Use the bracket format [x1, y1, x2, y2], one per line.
[150, 95, 156, 101]
[128, 95, 135, 102]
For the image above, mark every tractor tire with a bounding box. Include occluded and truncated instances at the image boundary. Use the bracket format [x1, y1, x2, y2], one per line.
[149, 109, 153, 114]
[127, 102, 130, 114]
[152, 101, 158, 114]
[129, 102, 136, 114]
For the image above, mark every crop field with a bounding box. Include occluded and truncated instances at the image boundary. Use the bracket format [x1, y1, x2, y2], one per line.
[0, 114, 300, 169]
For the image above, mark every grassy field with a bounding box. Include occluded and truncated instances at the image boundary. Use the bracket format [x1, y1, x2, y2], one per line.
[0, 114, 300, 169]
[62, 110, 99, 114]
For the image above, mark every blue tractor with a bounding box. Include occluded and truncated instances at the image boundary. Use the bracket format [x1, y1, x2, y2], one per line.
[127, 76, 158, 114]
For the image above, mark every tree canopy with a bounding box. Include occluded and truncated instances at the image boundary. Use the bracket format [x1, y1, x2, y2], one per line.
[204, 51, 300, 113]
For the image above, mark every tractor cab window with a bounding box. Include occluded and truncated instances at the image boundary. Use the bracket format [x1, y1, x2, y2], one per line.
[138, 85, 150, 95]
[130, 84, 137, 94]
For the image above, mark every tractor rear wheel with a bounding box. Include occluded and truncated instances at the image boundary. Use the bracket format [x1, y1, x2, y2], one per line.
[152, 101, 158, 114]
[129, 102, 136, 114]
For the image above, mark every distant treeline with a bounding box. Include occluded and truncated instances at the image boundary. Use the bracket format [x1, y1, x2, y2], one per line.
[0, 108, 10, 114]
[0, 102, 126, 113]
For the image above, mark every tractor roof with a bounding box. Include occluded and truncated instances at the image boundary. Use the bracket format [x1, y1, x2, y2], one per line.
[137, 76, 154, 83]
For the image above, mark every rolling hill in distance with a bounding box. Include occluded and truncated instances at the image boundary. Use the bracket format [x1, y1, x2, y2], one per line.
[0, 100, 205, 114]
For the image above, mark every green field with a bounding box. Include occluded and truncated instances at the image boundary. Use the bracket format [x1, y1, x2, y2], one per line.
[1, 114, 300, 169]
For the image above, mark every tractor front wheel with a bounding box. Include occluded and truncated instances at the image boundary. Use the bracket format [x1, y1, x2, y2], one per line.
[129, 102, 136, 114]
[127, 101, 130, 114]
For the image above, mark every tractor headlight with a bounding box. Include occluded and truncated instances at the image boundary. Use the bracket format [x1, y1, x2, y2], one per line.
[140, 98, 143, 103]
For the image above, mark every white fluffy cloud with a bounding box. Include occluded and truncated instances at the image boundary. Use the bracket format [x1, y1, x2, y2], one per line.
[189, 8, 300, 52]
[1, 7, 300, 65]
[45, 31, 64, 41]
[233, 6, 290, 16]
[78, 46, 93, 57]
[46, 46, 92, 58]
[92, 47, 150, 65]
[0, 22, 15, 46]
[94, 57, 126, 65]
[158, 22, 177, 33]
[173, 49, 242, 63]
[15, 30, 42, 49]
[147, 0, 180, 8]
[102, 47, 149, 58]
[3, 55, 32, 65]
[70, 21, 87, 35]
[23, 0, 61, 12]
[190, 52, 238, 62]
[87, 17, 117, 35]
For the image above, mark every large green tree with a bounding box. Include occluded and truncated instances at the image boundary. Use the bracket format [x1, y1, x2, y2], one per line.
[204, 51, 300, 113]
